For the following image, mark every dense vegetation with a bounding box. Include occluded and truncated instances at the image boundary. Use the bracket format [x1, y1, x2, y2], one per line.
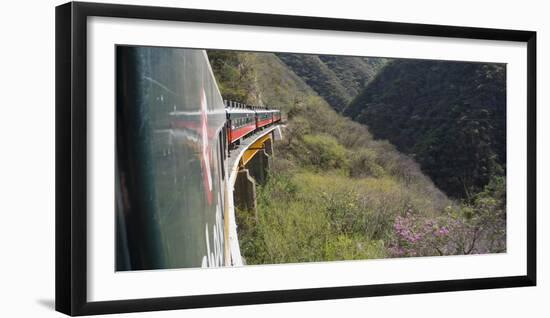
[276, 53, 387, 112]
[345, 60, 506, 199]
[207, 50, 506, 265]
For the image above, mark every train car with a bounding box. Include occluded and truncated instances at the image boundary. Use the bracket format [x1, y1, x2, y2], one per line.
[255, 108, 273, 130]
[226, 103, 256, 144]
[270, 109, 281, 123]
[116, 46, 228, 271]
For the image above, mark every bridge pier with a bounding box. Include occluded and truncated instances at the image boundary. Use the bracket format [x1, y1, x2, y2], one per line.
[234, 169, 257, 220]
[247, 149, 271, 185]
[233, 148, 273, 220]
[264, 135, 273, 156]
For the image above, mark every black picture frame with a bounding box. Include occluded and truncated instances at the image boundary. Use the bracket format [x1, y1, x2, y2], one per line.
[55, 1, 537, 316]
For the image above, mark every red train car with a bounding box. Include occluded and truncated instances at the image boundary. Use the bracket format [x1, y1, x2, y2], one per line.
[225, 102, 282, 146]
[255, 109, 273, 129]
[226, 102, 256, 144]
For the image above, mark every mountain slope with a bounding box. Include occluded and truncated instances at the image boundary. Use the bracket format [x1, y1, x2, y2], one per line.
[276, 53, 388, 112]
[345, 59, 506, 198]
[208, 50, 507, 263]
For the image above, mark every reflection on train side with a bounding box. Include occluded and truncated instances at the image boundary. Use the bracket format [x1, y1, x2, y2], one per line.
[116, 47, 227, 271]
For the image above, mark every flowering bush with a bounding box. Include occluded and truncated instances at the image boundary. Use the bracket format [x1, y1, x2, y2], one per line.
[389, 177, 506, 258]
[389, 207, 452, 257]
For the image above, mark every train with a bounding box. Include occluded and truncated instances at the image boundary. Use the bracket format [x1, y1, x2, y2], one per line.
[116, 46, 281, 271]
[225, 101, 282, 145]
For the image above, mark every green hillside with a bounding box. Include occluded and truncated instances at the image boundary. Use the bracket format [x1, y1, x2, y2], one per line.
[207, 50, 506, 264]
[345, 59, 506, 199]
[318, 55, 388, 97]
[276, 53, 388, 112]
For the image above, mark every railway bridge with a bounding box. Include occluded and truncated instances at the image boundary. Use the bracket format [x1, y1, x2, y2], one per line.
[223, 122, 283, 266]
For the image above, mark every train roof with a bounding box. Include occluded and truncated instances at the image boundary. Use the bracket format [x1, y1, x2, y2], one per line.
[224, 100, 280, 113]
[226, 107, 255, 114]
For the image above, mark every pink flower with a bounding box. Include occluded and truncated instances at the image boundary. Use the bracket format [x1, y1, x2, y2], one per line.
[435, 227, 449, 237]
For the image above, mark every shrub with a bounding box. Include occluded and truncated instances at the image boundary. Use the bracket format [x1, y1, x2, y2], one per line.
[349, 148, 385, 178]
[238, 171, 393, 264]
[301, 134, 349, 170]
[388, 177, 506, 258]
[324, 235, 386, 260]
